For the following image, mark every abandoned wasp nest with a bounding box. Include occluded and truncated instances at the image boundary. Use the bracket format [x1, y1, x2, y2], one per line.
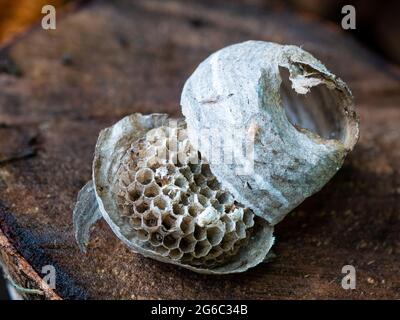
[73, 41, 359, 274]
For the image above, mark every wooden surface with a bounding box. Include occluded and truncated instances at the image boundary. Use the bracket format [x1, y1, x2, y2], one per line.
[0, 0, 399, 299]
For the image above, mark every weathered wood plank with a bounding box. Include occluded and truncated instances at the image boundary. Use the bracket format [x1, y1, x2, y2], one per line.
[0, 0, 399, 299]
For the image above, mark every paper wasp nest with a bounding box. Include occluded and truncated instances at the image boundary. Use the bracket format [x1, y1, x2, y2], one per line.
[73, 41, 359, 274]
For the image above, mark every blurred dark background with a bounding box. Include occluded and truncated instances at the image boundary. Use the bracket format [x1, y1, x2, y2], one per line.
[0, 0, 399, 300]
[0, 0, 398, 64]
[236, 0, 400, 64]
[286, 0, 400, 65]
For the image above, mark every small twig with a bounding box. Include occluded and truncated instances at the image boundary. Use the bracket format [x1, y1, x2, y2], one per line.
[5, 274, 44, 296]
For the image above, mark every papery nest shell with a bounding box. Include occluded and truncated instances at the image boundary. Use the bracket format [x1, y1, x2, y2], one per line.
[73, 41, 359, 274]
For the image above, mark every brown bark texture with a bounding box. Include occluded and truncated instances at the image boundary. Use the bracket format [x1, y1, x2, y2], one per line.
[0, 0, 399, 299]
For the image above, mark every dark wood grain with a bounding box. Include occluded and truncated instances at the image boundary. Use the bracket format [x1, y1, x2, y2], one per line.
[0, 0, 399, 299]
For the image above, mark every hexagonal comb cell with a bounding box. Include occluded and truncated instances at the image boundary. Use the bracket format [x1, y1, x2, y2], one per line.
[144, 182, 160, 198]
[150, 232, 163, 246]
[162, 213, 177, 231]
[206, 226, 224, 246]
[194, 224, 207, 241]
[114, 125, 256, 268]
[193, 240, 212, 258]
[153, 196, 168, 210]
[164, 234, 180, 249]
[127, 184, 142, 202]
[136, 168, 154, 185]
[135, 200, 149, 214]
[129, 214, 142, 229]
[174, 174, 188, 189]
[169, 248, 184, 260]
[188, 203, 202, 217]
[143, 211, 159, 229]
[179, 236, 196, 253]
[179, 216, 194, 234]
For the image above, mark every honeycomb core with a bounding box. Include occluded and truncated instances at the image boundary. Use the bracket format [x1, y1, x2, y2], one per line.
[114, 124, 256, 268]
